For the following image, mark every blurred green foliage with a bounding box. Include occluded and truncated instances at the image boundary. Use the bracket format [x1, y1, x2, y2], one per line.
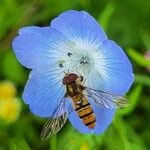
[0, 0, 150, 150]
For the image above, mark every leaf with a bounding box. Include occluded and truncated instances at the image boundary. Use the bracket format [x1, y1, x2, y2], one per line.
[111, 116, 147, 150]
[118, 84, 142, 116]
[135, 74, 150, 86]
[127, 48, 150, 67]
[141, 32, 150, 49]
[9, 138, 30, 150]
[98, 2, 116, 31]
[2, 50, 27, 84]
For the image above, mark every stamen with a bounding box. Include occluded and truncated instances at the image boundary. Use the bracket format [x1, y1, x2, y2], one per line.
[59, 63, 63, 67]
[67, 52, 72, 57]
[80, 56, 90, 65]
[80, 60, 88, 64]
[58, 60, 65, 68]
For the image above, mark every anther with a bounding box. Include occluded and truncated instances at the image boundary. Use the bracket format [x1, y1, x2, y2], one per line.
[58, 60, 65, 68]
[80, 60, 88, 64]
[67, 52, 72, 57]
[59, 63, 63, 67]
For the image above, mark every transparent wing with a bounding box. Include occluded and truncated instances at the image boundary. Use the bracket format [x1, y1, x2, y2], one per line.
[85, 87, 128, 108]
[41, 97, 68, 141]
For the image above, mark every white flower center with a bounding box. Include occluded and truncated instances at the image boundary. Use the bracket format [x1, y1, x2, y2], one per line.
[55, 39, 111, 91]
[57, 41, 101, 76]
[67, 46, 96, 75]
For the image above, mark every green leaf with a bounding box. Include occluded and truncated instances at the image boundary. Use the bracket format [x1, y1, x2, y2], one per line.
[9, 138, 30, 150]
[141, 32, 150, 49]
[127, 48, 150, 67]
[112, 117, 147, 150]
[135, 74, 150, 86]
[98, 2, 115, 31]
[118, 84, 142, 116]
[2, 50, 27, 84]
[106, 117, 128, 150]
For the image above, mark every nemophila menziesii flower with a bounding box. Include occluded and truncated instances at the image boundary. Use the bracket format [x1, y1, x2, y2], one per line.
[12, 10, 134, 139]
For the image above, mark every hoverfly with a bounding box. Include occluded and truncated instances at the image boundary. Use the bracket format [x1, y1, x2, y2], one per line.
[41, 73, 128, 141]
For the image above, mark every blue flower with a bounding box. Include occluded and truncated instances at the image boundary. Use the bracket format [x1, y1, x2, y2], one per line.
[12, 10, 134, 135]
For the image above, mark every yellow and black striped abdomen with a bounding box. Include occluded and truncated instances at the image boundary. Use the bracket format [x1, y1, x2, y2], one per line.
[73, 97, 96, 129]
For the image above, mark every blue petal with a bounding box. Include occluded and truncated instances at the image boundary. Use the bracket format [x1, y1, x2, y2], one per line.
[23, 68, 67, 117]
[68, 99, 115, 134]
[12, 26, 72, 69]
[90, 40, 134, 95]
[51, 10, 107, 47]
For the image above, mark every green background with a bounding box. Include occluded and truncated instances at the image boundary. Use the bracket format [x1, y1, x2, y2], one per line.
[0, 0, 150, 149]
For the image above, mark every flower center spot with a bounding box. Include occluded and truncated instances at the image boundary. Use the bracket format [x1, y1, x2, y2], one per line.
[67, 52, 73, 57]
[80, 56, 90, 65]
[58, 60, 65, 68]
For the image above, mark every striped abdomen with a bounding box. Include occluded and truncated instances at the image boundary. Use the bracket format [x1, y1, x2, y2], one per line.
[73, 96, 96, 129]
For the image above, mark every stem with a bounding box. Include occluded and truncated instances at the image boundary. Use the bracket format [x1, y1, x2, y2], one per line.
[50, 135, 57, 150]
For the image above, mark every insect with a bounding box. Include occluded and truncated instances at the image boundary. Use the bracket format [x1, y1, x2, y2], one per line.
[41, 73, 128, 141]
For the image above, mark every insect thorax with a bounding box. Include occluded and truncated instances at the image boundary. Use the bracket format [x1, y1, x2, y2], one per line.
[66, 82, 82, 98]
[66, 82, 79, 97]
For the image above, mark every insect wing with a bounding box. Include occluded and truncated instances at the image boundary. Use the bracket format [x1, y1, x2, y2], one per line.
[85, 87, 128, 108]
[41, 97, 68, 141]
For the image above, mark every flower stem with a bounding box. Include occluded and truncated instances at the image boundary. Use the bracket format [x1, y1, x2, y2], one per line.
[50, 135, 57, 150]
